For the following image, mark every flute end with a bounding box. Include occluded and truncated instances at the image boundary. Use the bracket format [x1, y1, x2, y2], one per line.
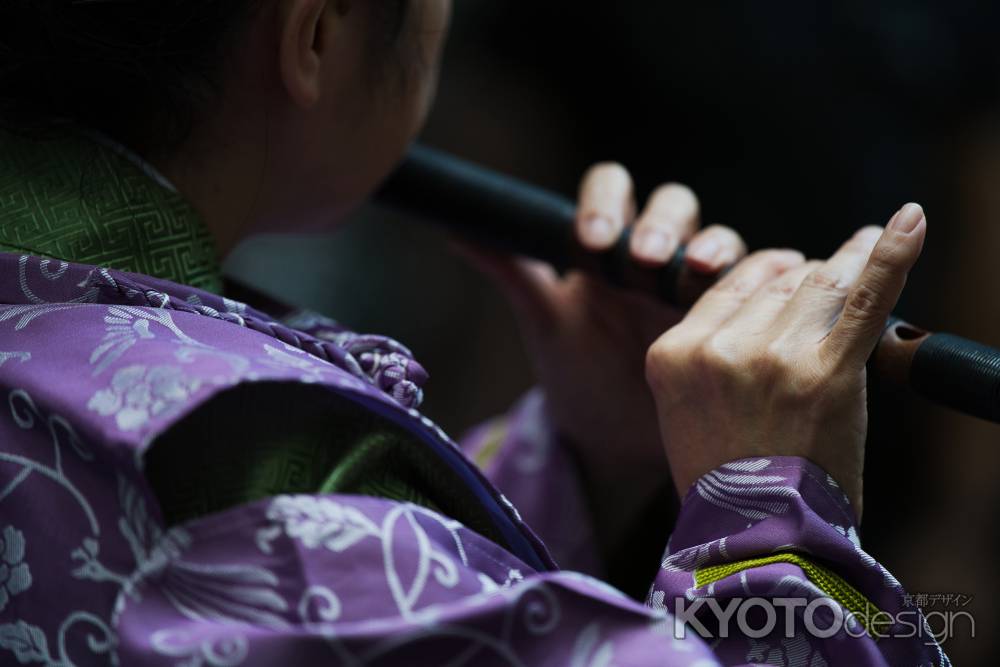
[871, 318, 931, 387]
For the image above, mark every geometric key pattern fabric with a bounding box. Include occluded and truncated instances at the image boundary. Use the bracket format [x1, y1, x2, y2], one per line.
[0, 128, 223, 293]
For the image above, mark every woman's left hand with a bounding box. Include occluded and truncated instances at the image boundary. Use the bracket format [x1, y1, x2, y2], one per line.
[460, 162, 746, 550]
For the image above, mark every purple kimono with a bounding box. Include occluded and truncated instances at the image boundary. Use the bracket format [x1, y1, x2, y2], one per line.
[0, 253, 949, 666]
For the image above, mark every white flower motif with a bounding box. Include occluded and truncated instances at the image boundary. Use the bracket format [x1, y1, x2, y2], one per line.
[151, 628, 248, 667]
[108, 477, 289, 631]
[260, 496, 381, 553]
[87, 364, 202, 431]
[0, 525, 32, 612]
[570, 623, 615, 667]
[694, 460, 797, 521]
[0, 351, 30, 368]
[264, 344, 316, 371]
[747, 634, 829, 667]
[830, 523, 862, 549]
[261, 343, 332, 383]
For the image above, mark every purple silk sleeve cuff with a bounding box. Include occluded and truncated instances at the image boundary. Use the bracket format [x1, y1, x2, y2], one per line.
[651, 456, 949, 666]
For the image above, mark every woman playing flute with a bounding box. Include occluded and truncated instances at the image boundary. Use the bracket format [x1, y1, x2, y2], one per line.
[0, 1, 946, 665]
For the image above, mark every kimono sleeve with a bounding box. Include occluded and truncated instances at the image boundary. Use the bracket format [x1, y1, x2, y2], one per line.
[651, 456, 950, 666]
[460, 389, 603, 575]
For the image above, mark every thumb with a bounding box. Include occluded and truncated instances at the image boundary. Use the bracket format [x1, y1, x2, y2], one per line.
[823, 203, 927, 368]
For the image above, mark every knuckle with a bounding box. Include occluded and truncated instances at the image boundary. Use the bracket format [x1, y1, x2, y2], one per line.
[645, 332, 690, 386]
[699, 334, 740, 371]
[803, 268, 849, 295]
[649, 329, 685, 355]
[644, 346, 667, 390]
[764, 279, 799, 300]
[710, 250, 802, 298]
[755, 248, 804, 267]
[759, 341, 826, 399]
[712, 274, 758, 298]
[844, 281, 882, 320]
[752, 341, 795, 379]
[740, 249, 770, 265]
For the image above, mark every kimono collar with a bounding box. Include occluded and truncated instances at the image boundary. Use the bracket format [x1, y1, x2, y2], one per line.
[0, 129, 223, 294]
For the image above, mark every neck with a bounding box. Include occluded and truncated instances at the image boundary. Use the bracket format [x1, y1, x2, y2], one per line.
[153, 117, 272, 258]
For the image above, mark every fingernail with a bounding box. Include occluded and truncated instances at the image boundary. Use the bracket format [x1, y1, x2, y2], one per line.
[889, 203, 924, 234]
[688, 237, 721, 265]
[633, 230, 674, 262]
[582, 215, 616, 248]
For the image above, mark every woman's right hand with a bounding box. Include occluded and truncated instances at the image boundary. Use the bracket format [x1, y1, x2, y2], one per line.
[645, 203, 927, 519]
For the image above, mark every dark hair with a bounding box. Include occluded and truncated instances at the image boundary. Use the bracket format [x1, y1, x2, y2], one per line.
[0, 1, 265, 155]
[0, 0, 413, 156]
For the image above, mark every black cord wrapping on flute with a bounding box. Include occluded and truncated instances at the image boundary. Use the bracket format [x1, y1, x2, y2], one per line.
[376, 144, 1000, 427]
[376, 144, 699, 308]
[911, 334, 1000, 424]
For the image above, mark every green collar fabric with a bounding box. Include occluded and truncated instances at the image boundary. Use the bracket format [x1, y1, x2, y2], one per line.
[0, 130, 223, 294]
[0, 129, 490, 537]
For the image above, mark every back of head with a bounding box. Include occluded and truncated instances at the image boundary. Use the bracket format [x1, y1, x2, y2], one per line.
[0, 0, 260, 155]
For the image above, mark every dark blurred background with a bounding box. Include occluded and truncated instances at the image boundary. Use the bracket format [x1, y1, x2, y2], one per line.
[227, 2, 1000, 662]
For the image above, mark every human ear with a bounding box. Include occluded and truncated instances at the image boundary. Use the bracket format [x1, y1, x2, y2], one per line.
[278, 0, 338, 109]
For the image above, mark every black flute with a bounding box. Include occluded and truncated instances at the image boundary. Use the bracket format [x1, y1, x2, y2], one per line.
[376, 144, 1000, 426]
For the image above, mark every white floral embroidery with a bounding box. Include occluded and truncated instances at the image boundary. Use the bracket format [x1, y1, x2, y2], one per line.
[68, 477, 183, 612]
[88, 364, 202, 431]
[829, 523, 862, 549]
[260, 496, 380, 554]
[108, 478, 290, 631]
[13, 255, 98, 305]
[0, 614, 116, 666]
[0, 525, 31, 612]
[90, 308, 155, 375]
[829, 522, 903, 593]
[747, 633, 829, 667]
[0, 621, 48, 664]
[0, 304, 93, 330]
[661, 541, 719, 574]
[297, 585, 342, 636]
[570, 622, 615, 667]
[157, 560, 289, 630]
[259, 497, 471, 621]
[1, 390, 99, 533]
[694, 460, 798, 521]
[90, 306, 202, 376]
[150, 628, 248, 667]
[0, 352, 30, 368]
[261, 343, 332, 383]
